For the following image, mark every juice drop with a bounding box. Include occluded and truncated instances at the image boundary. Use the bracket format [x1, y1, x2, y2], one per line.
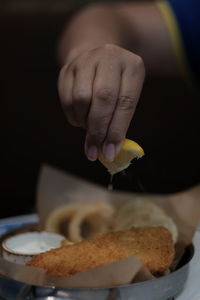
[107, 174, 114, 190]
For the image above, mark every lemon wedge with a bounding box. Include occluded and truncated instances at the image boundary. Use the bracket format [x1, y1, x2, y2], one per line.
[99, 139, 144, 175]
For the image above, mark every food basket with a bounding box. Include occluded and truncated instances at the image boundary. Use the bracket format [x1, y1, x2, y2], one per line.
[2, 166, 200, 300]
[0, 214, 197, 300]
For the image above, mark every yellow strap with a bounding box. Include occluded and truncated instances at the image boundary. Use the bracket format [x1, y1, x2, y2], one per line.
[156, 0, 195, 89]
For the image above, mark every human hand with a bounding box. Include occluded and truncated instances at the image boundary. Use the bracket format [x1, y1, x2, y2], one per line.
[58, 44, 145, 162]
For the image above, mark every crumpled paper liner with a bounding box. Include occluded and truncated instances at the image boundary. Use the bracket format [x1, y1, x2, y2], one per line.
[0, 255, 153, 288]
[1, 164, 200, 288]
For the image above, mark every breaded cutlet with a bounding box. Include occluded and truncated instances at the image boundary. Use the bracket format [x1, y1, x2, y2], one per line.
[27, 227, 175, 276]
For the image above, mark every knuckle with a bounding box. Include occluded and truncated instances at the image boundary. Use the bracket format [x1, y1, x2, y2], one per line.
[74, 58, 86, 70]
[101, 44, 121, 59]
[73, 89, 91, 106]
[133, 55, 145, 74]
[118, 95, 137, 111]
[87, 114, 111, 143]
[108, 130, 124, 144]
[95, 87, 115, 103]
[104, 43, 117, 51]
[87, 128, 106, 144]
[99, 114, 112, 126]
[59, 64, 68, 77]
[75, 50, 95, 68]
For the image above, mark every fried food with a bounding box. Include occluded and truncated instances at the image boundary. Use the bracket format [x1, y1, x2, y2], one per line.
[113, 200, 178, 243]
[27, 227, 175, 276]
[61, 239, 74, 247]
[44, 202, 114, 243]
[44, 203, 83, 236]
[68, 203, 114, 242]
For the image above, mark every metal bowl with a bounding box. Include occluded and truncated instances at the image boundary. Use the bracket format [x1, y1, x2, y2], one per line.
[0, 244, 194, 300]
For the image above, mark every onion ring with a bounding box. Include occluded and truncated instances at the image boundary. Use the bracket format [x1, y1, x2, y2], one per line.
[68, 202, 114, 243]
[44, 203, 85, 236]
[44, 202, 114, 243]
[113, 200, 178, 244]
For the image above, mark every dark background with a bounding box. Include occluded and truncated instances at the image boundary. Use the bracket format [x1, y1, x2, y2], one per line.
[1, 0, 200, 218]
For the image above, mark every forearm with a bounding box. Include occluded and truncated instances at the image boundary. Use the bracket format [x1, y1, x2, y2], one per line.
[57, 2, 178, 76]
[57, 4, 127, 65]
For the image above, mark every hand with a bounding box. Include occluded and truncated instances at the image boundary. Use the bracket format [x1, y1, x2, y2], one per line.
[58, 44, 145, 162]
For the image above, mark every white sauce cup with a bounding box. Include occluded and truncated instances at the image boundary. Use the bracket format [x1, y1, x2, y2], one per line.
[2, 231, 65, 264]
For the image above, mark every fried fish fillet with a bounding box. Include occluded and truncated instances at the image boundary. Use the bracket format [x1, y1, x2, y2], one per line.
[27, 227, 174, 276]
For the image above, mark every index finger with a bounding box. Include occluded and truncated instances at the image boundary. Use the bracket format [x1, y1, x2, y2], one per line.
[85, 62, 121, 161]
[103, 60, 145, 156]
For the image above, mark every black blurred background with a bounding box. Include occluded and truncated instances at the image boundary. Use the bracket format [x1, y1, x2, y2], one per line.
[1, 0, 200, 218]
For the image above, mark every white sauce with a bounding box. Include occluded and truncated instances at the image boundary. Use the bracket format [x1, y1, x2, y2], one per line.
[5, 232, 64, 255]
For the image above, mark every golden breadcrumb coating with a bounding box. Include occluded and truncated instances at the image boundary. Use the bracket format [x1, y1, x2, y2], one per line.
[27, 227, 174, 276]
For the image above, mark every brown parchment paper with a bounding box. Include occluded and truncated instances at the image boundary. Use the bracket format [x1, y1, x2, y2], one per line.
[37, 165, 200, 248]
[0, 256, 153, 288]
[0, 164, 200, 288]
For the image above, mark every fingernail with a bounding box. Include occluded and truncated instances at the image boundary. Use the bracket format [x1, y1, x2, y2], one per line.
[103, 143, 115, 162]
[86, 146, 98, 161]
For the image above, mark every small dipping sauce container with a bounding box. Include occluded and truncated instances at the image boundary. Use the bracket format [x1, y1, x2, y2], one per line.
[2, 231, 65, 264]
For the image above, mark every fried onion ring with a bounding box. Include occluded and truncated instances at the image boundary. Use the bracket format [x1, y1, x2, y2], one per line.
[44, 202, 114, 243]
[113, 200, 178, 244]
[68, 203, 114, 243]
[44, 203, 84, 237]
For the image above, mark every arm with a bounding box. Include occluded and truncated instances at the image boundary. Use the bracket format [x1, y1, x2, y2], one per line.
[57, 2, 178, 162]
[58, 2, 178, 76]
